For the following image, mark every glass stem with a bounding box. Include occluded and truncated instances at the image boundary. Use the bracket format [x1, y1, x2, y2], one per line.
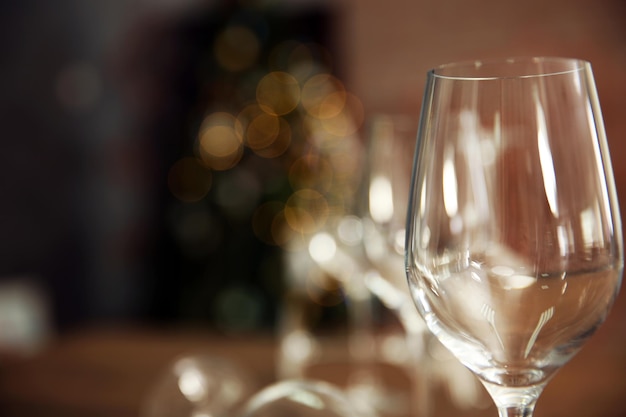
[496, 405, 536, 417]
[397, 299, 432, 417]
[482, 382, 545, 417]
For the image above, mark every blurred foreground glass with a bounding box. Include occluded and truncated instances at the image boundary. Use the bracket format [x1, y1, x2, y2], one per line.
[405, 57, 623, 417]
[238, 379, 378, 417]
[142, 354, 256, 417]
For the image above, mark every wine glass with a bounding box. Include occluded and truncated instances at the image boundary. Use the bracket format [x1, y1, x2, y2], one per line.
[362, 115, 420, 330]
[277, 149, 408, 417]
[405, 57, 623, 417]
[360, 115, 430, 416]
[362, 115, 485, 416]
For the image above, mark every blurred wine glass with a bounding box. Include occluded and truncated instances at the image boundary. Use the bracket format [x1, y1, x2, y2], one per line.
[277, 210, 401, 416]
[362, 114, 485, 416]
[142, 354, 256, 417]
[275, 135, 413, 416]
[362, 115, 420, 334]
[238, 379, 379, 417]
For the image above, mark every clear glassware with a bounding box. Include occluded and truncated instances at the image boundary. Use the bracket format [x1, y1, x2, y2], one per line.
[363, 115, 485, 417]
[237, 379, 378, 417]
[141, 354, 256, 417]
[361, 115, 431, 416]
[277, 184, 410, 417]
[405, 57, 624, 417]
[275, 135, 402, 416]
[363, 115, 421, 330]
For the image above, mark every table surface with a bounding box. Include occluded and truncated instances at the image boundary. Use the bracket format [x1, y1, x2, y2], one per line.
[1, 296, 625, 417]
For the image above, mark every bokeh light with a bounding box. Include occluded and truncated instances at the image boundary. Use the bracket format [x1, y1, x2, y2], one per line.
[306, 93, 364, 138]
[246, 112, 280, 149]
[256, 71, 300, 116]
[287, 155, 333, 193]
[197, 112, 244, 171]
[284, 189, 329, 235]
[301, 74, 346, 119]
[308, 232, 336, 264]
[246, 113, 292, 158]
[164, 8, 370, 332]
[336, 215, 363, 247]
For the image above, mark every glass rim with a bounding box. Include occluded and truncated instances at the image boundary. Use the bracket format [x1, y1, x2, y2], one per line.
[428, 56, 590, 81]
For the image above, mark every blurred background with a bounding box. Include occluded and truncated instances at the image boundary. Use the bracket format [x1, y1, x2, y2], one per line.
[0, 0, 625, 350]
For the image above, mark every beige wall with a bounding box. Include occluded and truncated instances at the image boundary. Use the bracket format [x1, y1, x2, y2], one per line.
[337, 0, 624, 112]
[335, 0, 626, 202]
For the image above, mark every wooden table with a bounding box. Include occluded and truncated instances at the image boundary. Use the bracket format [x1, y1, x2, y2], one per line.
[1, 296, 625, 417]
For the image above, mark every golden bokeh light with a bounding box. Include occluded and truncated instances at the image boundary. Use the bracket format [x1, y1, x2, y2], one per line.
[236, 104, 292, 159]
[214, 25, 260, 72]
[301, 74, 345, 119]
[235, 103, 263, 133]
[197, 112, 244, 171]
[256, 71, 300, 116]
[319, 111, 356, 137]
[251, 116, 291, 158]
[329, 147, 362, 183]
[192, 29, 370, 256]
[284, 189, 329, 234]
[317, 90, 348, 120]
[201, 125, 241, 157]
[168, 157, 213, 202]
[247, 112, 280, 150]
[305, 92, 365, 139]
[288, 154, 333, 193]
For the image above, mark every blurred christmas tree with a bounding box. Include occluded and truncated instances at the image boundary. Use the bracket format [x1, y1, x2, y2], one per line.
[126, 1, 365, 332]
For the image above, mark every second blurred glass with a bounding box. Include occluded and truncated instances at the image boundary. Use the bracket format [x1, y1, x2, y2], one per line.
[361, 114, 488, 417]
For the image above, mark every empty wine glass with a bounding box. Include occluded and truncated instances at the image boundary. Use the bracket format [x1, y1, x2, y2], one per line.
[405, 57, 623, 417]
[142, 354, 256, 417]
[237, 379, 378, 417]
